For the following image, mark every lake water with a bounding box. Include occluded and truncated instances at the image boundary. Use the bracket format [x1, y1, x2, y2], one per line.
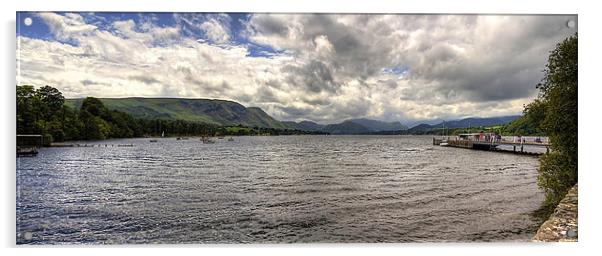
[16, 135, 544, 244]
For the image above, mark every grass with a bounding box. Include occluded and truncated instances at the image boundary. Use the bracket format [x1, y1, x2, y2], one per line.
[65, 98, 286, 128]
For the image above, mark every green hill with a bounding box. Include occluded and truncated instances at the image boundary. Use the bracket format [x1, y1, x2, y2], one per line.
[348, 118, 407, 131]
[321, 120, 371, 135]
[65, 97, 287, 129]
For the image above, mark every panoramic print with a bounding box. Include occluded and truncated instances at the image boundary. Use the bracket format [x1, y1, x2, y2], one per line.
[16, 13, 577, 244]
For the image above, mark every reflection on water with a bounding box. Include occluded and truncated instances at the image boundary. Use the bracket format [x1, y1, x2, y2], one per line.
[16, 135, 543, 244]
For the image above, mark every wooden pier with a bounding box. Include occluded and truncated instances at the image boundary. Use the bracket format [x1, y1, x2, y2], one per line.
[433, 137, 550, 156]
[17, 134, 42, 157]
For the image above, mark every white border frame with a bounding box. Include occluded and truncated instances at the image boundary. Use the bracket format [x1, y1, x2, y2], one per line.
[3, 1, 600, 256]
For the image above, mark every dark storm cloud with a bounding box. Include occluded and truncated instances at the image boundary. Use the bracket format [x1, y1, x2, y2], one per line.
[255, 86, 279, 103]
[277, 106, 309, 118]
[283, 60, 338, 93]
[305, 15, 397, 80]
[243, 14, 577, 122]
[248, 14, 398, 80]
[415, 16, 574, 103]
[247, 15, 290, 36]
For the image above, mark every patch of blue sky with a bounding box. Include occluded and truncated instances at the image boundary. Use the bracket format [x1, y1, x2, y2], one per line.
[16, 12, 52, 40]
[227, 13, 285, 58]
[245, 43, 287, 58]
[16, 12, 286, 58]
[382, 65, 410, 78]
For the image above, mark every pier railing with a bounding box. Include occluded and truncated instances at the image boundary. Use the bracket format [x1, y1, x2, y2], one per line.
[433, 138, 472, 148]
[434, 136, 550, 147]
[433, 136, 550, 156]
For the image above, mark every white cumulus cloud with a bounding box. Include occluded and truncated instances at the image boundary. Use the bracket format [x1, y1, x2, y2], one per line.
[17, 13, 577, 125]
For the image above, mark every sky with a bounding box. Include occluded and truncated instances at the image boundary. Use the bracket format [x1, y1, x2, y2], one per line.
[16, 12, 577, 125]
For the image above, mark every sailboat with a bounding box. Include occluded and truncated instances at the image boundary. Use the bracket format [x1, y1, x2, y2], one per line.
[161, 131, 165, 138]
[439, 121, 449, 146]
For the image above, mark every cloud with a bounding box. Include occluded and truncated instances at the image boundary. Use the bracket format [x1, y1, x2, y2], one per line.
[35, 12, 98, 41]
[128, 75, 159, 85]
[243, 14, 575, 123]
[199, 18, 231, 44]
[282, 60, 338, 93]
[17, 13, 577, 124]
[173, 13, 232, 45]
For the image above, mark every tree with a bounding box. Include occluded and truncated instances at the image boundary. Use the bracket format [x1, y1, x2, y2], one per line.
[78, 97, 115, 140]
[80, 97, 110, 119]
[79, 109, 108, 140]
[36, 85, 65, 119]
[36, 86, 67, 141]
[61, 105, 83, 141]
[16, 85, 40, 134]
[534, 33, 578, 214]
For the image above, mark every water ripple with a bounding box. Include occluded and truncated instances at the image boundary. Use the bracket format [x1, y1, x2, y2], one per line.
[16, 135, 543, 244]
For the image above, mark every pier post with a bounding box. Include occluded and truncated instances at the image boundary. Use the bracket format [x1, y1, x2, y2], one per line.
[513, 145, 516, 152]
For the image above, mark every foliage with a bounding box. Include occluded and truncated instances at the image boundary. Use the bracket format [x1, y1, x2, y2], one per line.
[532, 33, 578, 215]
[17, 85, 324, 144]
[536, 152, 578, 214]
[64, 97, 289, 129]
[499, 111, 545, 137]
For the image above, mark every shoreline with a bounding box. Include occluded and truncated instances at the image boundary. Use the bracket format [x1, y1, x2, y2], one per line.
[532, 184, 578, 242]
[44, 134, 443, 146]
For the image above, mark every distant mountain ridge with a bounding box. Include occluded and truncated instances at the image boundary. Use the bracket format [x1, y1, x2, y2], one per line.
[282, 120, 324, 132]
[286, 116, 520, 135]
[65, 97, 287, 129]
[65, 97, 520, 134]
[283, 118, 407, 134]
[321, 120, 371, 135]
[348, 118, 407, 132]
[406, 115, 521, 134]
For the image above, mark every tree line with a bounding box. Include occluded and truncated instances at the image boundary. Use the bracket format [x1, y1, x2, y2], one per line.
[528, 33, 577, 217]
[16, 85, 325, 145]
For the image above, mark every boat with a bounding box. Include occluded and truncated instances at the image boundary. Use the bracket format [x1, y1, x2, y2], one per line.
[150, 139, 158, 142]
[227, 137, 234, 141]
[176, 137, 181, 140]
[438, 122, 449, 146]
[217, 136, 225, 139]
[201, 137, 216, 144]
[17, 147, 38, 157]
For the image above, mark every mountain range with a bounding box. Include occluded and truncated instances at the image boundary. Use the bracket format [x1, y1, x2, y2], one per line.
[65, 97, 519, 134]
[65, 98, 287, 129]
[284, 118, 407, 135]
[405, 116, 521, 134]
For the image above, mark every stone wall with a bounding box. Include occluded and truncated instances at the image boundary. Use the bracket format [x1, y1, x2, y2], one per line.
[532, 184, 578, 242]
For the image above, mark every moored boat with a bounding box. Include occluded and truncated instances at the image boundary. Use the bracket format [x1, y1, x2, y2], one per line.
[17, 147, 38, 157]
[200, 137, 216, 144]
